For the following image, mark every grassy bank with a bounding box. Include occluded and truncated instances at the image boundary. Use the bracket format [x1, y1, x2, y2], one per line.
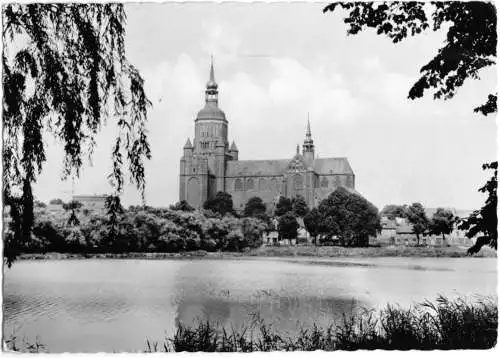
[16, 244, 497, 261]
[145, 295, 497, 352]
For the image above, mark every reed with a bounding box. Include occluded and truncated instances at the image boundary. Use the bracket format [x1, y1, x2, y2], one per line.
[144, 295, 497, 352]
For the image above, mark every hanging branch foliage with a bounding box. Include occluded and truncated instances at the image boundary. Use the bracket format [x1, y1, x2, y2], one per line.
[324, 1, 497, 111]
[2, 3, 151, 266]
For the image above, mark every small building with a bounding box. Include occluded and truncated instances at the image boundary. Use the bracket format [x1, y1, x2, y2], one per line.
[72, 195, 107, 212]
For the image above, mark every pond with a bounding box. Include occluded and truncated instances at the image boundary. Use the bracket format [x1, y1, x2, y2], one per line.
[3, 257, 497, 352]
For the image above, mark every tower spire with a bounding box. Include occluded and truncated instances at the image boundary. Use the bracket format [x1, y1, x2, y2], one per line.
[209, 55, 215, 83]
[205, 56, 218, 104]
[306, 113, 311, 139]
[302, 113, 315, 161]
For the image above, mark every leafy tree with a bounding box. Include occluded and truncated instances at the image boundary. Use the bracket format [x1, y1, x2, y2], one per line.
[325, 1, 497, 252]
[63, 200, 83, 226]
[278, 212, 299, 243]
[2, 3, 151, 266]
[429, 208, 456, 241]
[303, 207, 322, 245]
[324, 2, 496, 109]
[292, 195, 309, 217]
[380, 204, 408, 220]
[203, 191, 234, 216]
[318, 187, 381, 246]
[170, 200, 195, 212]
[49, 198, 64, 205]
[274, 196, 293, 217]
[459, 162, 498, 254]
[244, 196, 267, 217]
[406, 203, 429, 245]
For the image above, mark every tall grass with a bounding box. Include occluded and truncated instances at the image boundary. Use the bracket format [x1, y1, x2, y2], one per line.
[145, 295, 497, 352]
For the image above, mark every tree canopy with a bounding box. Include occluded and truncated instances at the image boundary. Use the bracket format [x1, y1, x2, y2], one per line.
[278, 212, 299, 241]
[203, 191, 234, 216]
[324, 1, 496, 111]
[405, 203, 429, 244]
[317, 187, 381, 246]
[430, 207, 456, 240]
[244, 196, 267, 217]
[274, 196, 293, 217]
[458, 162, 498, 254]
[292, 195, 309, 217]
[170, 200, 195, 212]
[303, 207, 321, 244]
[2, 3, 151, 266]
[380, 204, 408, 220]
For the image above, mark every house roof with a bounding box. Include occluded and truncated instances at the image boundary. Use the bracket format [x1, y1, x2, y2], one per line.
[226, 159, 290, 176]
[313, 157, 353, 175]
[226, 157, 354, 177]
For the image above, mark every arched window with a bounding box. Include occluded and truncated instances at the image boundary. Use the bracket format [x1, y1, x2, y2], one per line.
[247, 178, 254, 190]
[270, 177, 278, 192]
[293, 174, 303, 191]
[259, 178, 267, 191]
[321, 177, 328, 188]
[234, 178, 243, 191]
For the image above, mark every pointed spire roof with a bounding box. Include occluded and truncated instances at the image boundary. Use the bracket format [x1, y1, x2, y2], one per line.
[206, 55, 217, 89]
[230, 141, 238, 151]
[184, 138, 193, 148]
[306, 114, 311, 138]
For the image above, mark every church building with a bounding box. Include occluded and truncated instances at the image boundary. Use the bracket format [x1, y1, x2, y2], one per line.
[179, 60, 355, 212]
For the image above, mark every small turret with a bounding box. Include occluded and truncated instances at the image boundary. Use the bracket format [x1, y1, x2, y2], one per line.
[229, 140, 239, 160]
[183, 138, 194, 157]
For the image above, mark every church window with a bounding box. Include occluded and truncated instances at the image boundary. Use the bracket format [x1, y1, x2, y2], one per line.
[321, 177, 328, 188]
[247, 178, 254, 190]
[234, 178, 243, 191]
[334, 175, 341, 187]
[193, 168, 196, 173]
[293, 174, 303, 190]
[259, 178, 267, 191]
[270, 177, 278, 192]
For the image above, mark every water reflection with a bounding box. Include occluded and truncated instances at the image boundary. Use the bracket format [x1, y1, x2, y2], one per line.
[3, 257, 497, 352]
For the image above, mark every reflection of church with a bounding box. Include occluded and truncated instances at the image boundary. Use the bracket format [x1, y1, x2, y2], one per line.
[179, 60, 355, 211]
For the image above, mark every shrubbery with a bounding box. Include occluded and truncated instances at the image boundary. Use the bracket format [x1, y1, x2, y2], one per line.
[8, 206, 269, 255]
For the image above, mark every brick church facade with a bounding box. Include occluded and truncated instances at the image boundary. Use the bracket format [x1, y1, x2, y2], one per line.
[179, 61, 355, 212]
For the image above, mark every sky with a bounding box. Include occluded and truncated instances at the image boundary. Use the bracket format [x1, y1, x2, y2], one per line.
[33, 1, 497, 211]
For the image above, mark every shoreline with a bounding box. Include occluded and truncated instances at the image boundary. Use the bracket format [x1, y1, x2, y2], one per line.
[16, 245, 497, 261]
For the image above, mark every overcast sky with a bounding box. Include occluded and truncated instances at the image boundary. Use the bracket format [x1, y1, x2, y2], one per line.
[34, 2, 497, 211]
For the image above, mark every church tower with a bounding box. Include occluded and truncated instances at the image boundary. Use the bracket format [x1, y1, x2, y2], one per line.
[180, 58, 229, 208]
[302, 115, 315, 165]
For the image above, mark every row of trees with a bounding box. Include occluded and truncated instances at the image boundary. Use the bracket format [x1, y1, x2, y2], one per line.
[10, 204, 269, 255]
[167, 189, 382, 247]
[381, 204, 456, 244]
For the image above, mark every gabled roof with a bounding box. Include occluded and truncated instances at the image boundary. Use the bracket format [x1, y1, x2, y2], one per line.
[226, 159, 289, 176]
[313, 157, 353, 175]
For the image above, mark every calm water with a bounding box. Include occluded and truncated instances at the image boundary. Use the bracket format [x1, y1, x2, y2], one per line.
[3, 257, 497, 352]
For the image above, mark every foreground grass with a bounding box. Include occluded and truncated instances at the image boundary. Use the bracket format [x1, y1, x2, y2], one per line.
[145, 295, 497, 352]
[17, 245, 497, 261]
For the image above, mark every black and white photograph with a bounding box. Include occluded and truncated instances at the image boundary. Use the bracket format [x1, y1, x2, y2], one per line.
[1, 0, 498, 353]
